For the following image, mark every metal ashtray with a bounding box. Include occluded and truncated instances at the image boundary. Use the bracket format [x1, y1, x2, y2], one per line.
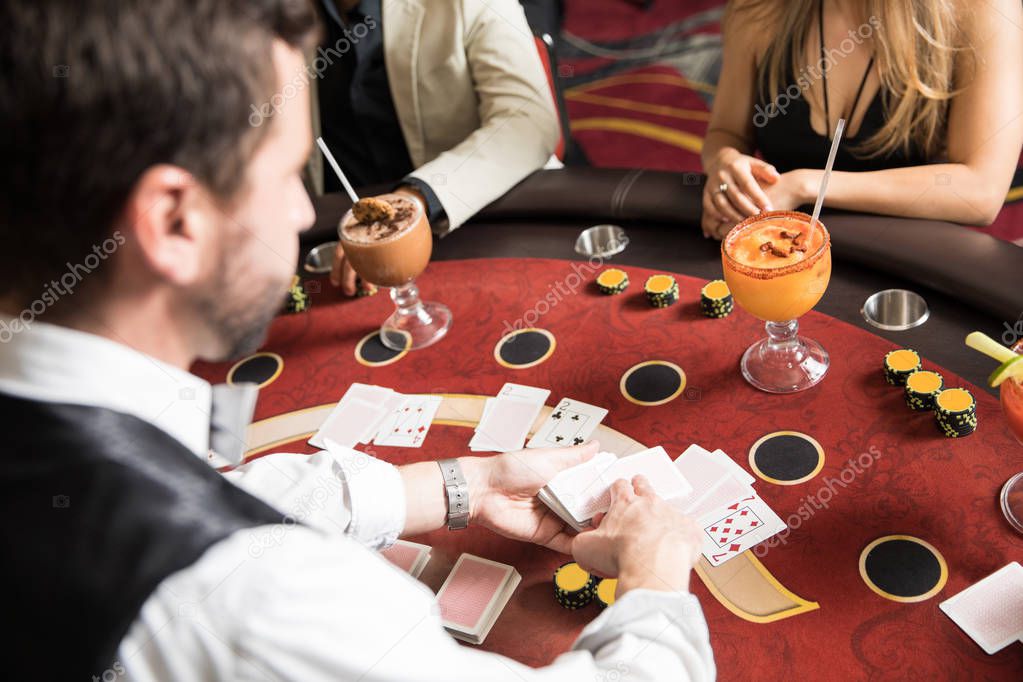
[575, 224, 629, 259]
[304, 241, 338, 274]
[861, 289, 930, 331]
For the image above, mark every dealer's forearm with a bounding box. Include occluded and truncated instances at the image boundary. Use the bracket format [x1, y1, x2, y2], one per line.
[399, 457, 488, 536]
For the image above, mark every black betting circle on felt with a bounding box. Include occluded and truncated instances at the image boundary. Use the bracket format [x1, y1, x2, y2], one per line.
[355, 331, 410, 367]
[226, 352, 282, 388]
[860, 536, 947, 602]
[620, 361, 685, 406]
[750, 432, 824, 485]
[494, 328, 555, 369]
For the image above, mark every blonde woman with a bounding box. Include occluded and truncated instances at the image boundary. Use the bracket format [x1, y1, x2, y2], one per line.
[701, 0, 1023, 239]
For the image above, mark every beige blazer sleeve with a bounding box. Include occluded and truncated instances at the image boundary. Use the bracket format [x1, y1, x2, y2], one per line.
[404, 0, 559, 233]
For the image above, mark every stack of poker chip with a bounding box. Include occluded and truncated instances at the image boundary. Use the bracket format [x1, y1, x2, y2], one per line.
[284, 276, 310, 313]
[355, 277, 378, 298]
[595, 578, 617, 609]
[933, 387, 978, 438]
[699, 280, 733, 318]
[596, 268, 630, 295]
[882, 349, 922, 386]
[553, 562, 598, 610]
[644, 274, 679, 308]
[903, 370, 944, 411]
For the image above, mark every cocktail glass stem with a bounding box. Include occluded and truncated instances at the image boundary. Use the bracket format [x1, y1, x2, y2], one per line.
[739, 318, 829, 393]
[380, 279, 452, 351]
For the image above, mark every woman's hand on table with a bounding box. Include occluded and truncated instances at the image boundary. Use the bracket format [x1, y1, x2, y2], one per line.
[702, 148, 779, 232]
[572, 476, 702, 596]
[462, 441, 599, 554]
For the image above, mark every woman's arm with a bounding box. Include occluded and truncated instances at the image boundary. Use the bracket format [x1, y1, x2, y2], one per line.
[775, 0, 1023, 226]
[701, 1, 779, 233]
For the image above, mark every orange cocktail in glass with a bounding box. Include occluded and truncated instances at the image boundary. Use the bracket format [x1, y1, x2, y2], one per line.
[722, 211, 832, 393]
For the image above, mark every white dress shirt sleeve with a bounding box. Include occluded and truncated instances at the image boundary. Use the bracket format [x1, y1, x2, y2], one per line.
[221, 444, 406, 549]
[119, 525, 716, 682]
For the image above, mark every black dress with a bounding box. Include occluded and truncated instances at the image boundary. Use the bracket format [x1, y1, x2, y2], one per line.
[751, 0, 932, 173]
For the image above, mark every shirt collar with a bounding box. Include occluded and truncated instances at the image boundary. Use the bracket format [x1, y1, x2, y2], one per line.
[0, 318, 213, 458]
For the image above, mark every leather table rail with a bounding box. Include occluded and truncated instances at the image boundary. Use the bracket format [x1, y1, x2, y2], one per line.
[306, 168, 1022, 321]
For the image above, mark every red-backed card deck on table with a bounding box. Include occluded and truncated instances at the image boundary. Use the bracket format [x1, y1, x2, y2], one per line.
[437, 554, 520, 645]
[380, 540, 432, 578]
[940, 562, 1023, 654]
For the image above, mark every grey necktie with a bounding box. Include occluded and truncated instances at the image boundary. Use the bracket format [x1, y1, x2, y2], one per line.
[209, 382, 260, 465]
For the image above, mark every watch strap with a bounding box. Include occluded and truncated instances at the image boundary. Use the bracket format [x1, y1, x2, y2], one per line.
[437, 458, 469, 530]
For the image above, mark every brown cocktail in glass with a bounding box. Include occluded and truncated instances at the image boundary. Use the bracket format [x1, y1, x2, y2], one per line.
[339, 193, 451, 350]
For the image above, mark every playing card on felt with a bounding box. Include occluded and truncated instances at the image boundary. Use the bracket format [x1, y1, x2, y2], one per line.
[469, 397, 544, 452]
[310, 397, 384, 449]
[697, 493, 786, 567]
[526, 398, 608, 449]
[309, 383, 396, 448]
[437, 554, 520, 645]
[939, 562, 1023, 655]
[374, 395, 442, 447]
[496, 383, 550, 404]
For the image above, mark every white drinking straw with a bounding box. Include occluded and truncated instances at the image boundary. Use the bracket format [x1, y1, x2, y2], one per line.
[315, 136, 359, 204]
[809, 117, 846, 234]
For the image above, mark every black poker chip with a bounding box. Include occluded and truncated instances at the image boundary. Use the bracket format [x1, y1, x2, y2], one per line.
[933, 388, 977, 438]
[644, 275, 679, 308]
[700, 280, 733, 318]
[596, 268, 629, 295]
[553, 562, 597, 610]
[903, 370, 944, 411]
[595, 578, 617, 608]
[883, 349, 921, 386]
[284, 276, 310, 313]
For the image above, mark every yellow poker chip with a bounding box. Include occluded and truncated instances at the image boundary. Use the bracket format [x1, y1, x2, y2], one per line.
[595, 578, 617, 608]
[596, 268, 629, 295]
[906, 370, 942, 394]
[554, 563, 591, 592]
[644, 274, 676, 296]
[701, 280, 730, 301]
[884, 349, 921, 373]
[935, 388, 975, 413]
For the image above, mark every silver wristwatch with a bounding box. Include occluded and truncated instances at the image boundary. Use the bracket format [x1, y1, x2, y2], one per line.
[437, 458, 469, 530]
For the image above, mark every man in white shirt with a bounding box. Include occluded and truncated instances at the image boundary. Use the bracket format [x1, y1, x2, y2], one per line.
[0, 1, 715, 680]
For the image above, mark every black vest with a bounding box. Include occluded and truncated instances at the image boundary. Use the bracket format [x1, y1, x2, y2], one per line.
[0, 392, 285, 679]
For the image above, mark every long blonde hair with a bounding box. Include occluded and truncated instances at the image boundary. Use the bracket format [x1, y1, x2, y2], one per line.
[729, 0, 970, 160]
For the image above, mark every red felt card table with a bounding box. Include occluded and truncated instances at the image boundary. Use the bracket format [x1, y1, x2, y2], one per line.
[193, 256, 1023, 680]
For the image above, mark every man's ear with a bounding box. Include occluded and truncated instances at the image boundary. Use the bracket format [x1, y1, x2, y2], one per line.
[122, 165, 214, 287]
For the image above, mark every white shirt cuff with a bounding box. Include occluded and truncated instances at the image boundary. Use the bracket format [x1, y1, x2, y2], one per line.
[324, 440, 406, 549]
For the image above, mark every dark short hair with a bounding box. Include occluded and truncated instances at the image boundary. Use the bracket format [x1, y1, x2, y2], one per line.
[0, 0, 319, 306]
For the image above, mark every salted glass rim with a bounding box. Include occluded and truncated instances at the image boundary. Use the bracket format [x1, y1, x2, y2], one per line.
[721, 210, 831, 280]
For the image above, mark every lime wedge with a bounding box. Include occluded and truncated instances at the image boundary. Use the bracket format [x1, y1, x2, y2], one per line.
[989, 354, 1023, 387]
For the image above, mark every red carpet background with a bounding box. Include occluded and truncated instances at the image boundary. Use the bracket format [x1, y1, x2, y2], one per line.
[557, 0, 1023, 246]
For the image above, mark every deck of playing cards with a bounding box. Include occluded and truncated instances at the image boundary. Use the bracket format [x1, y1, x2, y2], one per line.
[309, 383, 442, 449]
[672, 444, 786, 566]
[437, 554, 521, 645]
[469, 383, 550, 452]
[940, 562, 1023, 654]
[538, 446, 693, 531]
[380, 540, 432, 578]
